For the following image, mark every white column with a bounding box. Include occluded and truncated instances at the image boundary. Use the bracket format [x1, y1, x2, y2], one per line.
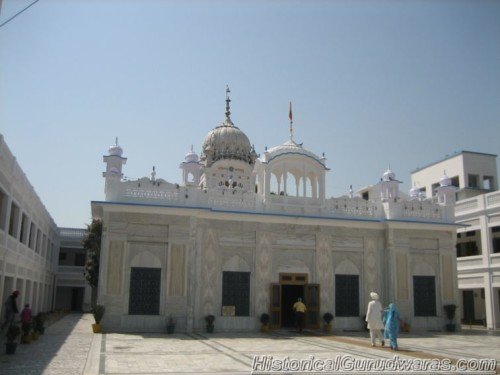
[264, 171, 270, 197]
[302, 168, 307, 197]
[283, 165, 287, 196]
[482, 218, 496, 330]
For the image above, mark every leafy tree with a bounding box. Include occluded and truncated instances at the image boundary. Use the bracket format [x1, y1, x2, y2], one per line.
[82, 219, 102, 307]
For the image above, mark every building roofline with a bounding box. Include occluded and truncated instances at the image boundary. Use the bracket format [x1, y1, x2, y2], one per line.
[411, 150, 497, 174]
[91, 200, 459, 227]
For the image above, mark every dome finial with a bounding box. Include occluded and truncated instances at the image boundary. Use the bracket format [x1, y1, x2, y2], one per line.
[151, 166, 156, 182]
[225, 85, 232, 124]
[289, 101, 294, 141]
[115, 137, 119, 145]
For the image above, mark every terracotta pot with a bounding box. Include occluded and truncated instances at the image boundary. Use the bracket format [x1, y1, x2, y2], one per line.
[324, 323, 332, 333]
[260, 324, 269, 333]
[21, 335, 32, 344]
[92, 323, 102, 333]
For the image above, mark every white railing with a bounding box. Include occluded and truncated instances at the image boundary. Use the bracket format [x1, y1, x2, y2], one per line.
[457, 255, 484, 269]
[402, 200, 443, 220]
[58, 265, 85, 274]
[105, 180, 454, 223]
[324, 198, 378, 218]
[455, 198, 480, 213]
[59, 227, 87, 238]
[486, 191, 500, 207]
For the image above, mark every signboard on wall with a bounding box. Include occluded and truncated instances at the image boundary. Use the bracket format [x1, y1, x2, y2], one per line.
[222, 305, 235, 316]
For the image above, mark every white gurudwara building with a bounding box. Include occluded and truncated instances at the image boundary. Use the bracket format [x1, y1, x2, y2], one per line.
[91, 90, 460, 333]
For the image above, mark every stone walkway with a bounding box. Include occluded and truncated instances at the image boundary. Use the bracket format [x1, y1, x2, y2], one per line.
[0, 313, 94, 375]
[1, 314, 499, 374]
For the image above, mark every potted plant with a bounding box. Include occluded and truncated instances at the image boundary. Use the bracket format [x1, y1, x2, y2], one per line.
[92, 304, 105, 333]
[34, 312, 47, 335]
[21, 322, 32, 344]
[443, 304, 457, 332]
[323, 312, 334, 333]
[205, 314, 215, 333]
[5, 324, 21, 354]
[259, 313, 270, 333]
[166, 315, 176, 334]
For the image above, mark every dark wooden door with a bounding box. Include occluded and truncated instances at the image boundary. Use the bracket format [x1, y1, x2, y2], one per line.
[462, 290, 475, 323]
[270, 283, 281, 328]
[305, 284, 320, 329]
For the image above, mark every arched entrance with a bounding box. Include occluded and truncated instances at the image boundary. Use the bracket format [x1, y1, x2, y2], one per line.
[270, 273, 319, 329]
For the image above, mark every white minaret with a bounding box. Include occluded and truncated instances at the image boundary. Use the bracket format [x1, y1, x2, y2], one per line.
[409, 183, 421, 200]
[103, 137, 127, 197]
[379, 166, 401, 200]
[179, 145, 202, 186]
[436, 171, 456, 206]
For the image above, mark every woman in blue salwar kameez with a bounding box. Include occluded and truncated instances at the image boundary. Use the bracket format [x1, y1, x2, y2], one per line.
[384, 303, 400, 350]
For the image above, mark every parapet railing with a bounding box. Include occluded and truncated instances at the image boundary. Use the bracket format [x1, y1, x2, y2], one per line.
[106, 180, 451, 222]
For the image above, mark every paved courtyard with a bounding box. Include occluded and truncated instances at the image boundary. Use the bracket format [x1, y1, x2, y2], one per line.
[1, 314, 499, 374]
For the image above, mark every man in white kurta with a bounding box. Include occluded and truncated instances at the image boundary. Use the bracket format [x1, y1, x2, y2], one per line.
[365, 292, 385, 347]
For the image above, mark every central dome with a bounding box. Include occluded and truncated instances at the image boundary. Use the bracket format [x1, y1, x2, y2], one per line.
[201, 120, 255, 167]
[200, 88, 256, 167]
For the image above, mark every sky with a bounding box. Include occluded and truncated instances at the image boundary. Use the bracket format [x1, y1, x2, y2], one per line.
[1, 0, 499, 228]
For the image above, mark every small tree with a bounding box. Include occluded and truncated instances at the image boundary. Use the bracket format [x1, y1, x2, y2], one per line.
[82, 219, 103, 308]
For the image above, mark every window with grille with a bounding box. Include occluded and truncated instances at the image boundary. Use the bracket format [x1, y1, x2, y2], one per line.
[129, 267, 161, 315]
[335, 274, 359, 317]
[413, 276, 436, 316]
[222, 271, 250, 316]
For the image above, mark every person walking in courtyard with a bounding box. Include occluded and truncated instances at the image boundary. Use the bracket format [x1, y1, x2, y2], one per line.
[292, 297, 307, 332]
[21, 303, 32, 326]
[1, 290, 20, 330]
[384, 303, 400, 350]
[365, 292, 385, 347]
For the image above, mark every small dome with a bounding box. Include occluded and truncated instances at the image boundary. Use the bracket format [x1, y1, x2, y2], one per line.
[108, 138, 123, 157]
[185, 146, 199, 163]
[262, 139, 326, 167]
[440, 172, 452, 187]
[410, 185, 420, 198]
[382, 168, 395, 181]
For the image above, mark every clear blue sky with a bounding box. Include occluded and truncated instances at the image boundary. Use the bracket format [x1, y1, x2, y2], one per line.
[1, 0, 499, 228]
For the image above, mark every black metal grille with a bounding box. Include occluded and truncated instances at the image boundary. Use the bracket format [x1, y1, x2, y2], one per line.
[222, 271, 250, 316]
[413, 276, 436, 316]
[128, 267, 161, 315]
[335, 274, 359, 317]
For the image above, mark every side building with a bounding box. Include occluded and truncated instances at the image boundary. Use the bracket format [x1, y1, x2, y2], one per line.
[411, 150, 500, 330]
[0, 134, 60, 317]
[91, 92, 460, 333]
[56, 227, 91, 312]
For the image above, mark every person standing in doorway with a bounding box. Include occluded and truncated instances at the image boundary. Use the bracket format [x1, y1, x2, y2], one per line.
[1, 290, 20, 330]
[292, 298, 307, 332]
[365, 292, 385, 347]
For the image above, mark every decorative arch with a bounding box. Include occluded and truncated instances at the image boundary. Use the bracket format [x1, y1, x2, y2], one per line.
[285, 173, 297, 196]
[222, 255, 251, 272]
[270, 172, 281, 195]
[275, 258, 310, 280]
[335, 259, 360, 275]
[413, 260, 435, 276]
[130, 251, 161, 268]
